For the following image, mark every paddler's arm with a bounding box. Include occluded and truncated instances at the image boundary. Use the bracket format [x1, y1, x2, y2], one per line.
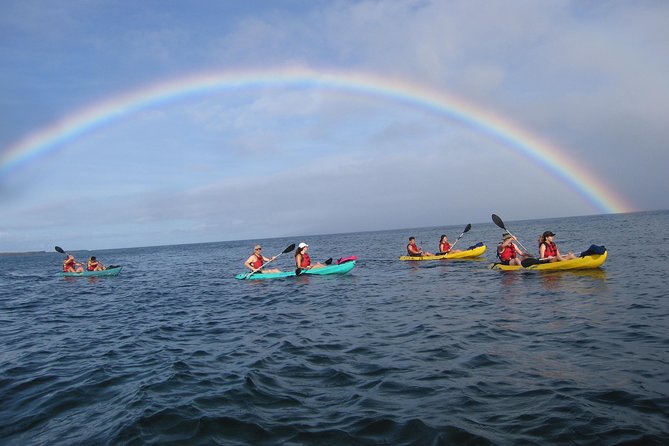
[244, 256, 256, 271]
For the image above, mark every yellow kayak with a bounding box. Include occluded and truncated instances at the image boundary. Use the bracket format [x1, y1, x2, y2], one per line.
[490, 251, 608, 271]
[399, 245, 487, 261]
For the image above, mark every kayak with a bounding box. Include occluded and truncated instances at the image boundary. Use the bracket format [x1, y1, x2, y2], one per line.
[399, 245, 487, 261]
[57, 266, 123, 277]
[236, 261, 356, 280]
[490, 252, 608, 271]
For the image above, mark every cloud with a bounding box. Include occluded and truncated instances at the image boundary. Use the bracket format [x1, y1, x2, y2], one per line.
[2, 0, 668, 251]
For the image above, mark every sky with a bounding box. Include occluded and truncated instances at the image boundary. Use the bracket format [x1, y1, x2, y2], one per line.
[1, 0, 668, 252]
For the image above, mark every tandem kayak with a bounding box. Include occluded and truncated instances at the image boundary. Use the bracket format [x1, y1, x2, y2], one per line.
[236, 261, 356, 280]
[399, 245, 487, 261]
[490, 252, 608, 271]
[57, 266, 123, 277]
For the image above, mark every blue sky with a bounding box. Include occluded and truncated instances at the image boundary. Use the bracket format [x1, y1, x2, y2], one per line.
[1, 0, 668, 252]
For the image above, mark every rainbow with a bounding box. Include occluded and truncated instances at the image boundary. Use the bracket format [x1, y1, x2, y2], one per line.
[0, 66, 631, 213]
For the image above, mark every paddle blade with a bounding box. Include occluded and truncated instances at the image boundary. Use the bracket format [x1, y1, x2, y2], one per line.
[463, 223, 472, 233]
[283, 243, 296, 254]
[295, 268, 303, 276]
[491, 214, 506, 230]
[521, 258, 543, 267]
[55, 246, 65, 254]
[324, 258, 333, 265]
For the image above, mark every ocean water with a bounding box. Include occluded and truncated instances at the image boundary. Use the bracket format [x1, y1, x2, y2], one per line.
[1, 211, 668, 445]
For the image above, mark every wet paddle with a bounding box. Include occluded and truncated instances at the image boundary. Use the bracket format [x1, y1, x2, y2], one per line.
[244, 243, 295, 279]
[295, 257, 333, 276]
[446, 223, 471, 252]
[491, 214, 532, 254]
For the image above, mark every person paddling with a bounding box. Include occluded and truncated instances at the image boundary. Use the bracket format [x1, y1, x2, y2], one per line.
[497, 233, 528, 266]
[63, 254, 84, 273]
[244, 245, 281, 274]
[437, 234, 462, 255]
[407, 237, 432, 257]
[539, 231, 576, 262]
[295, 242, 325, 270]
[87, 256, 107, 271]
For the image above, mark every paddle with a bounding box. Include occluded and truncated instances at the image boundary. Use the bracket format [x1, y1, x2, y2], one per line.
[491, 214, 532, 254]
[446, 223, 471, 252]
[520, 257, 550, 268]
[295, 257, 333, 276]
[56, 246, 117, 270]
[244, 243, 295, 279]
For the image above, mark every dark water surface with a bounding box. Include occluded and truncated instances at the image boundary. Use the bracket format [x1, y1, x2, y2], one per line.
[1, 211, 668, 445]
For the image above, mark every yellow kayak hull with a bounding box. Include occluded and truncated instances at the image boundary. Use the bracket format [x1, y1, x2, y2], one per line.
[399, 245, 487, 261]
[490, 251, 608, 271]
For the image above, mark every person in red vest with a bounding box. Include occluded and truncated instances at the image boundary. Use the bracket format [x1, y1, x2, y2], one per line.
[407, 237, 432, 257]
[295, 242, 324, 270]
[87, 256, 107, 271]
[539, 231, 576, 262]
[497, 233, 527, 266]
[437, 234, 462, 255]
[244, 245, 280, 274]
[63, 254, 84, 273]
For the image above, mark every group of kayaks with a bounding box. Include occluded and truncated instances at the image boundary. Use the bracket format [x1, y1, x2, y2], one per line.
[56, 215, 609, 280]
[399, 243, 608, 270]
[399, 215, 609, 273]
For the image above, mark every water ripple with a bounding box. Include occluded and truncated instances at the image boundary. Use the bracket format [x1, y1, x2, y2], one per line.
[1, 213, 668, 444]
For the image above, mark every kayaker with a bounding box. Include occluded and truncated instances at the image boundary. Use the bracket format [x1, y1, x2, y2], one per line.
[295, 242, 325, 270]
[244, 245, 281, 274]
[87, 256, 107, 271]
[437, 235, 461, 255]
[407, 237, 432, 257]
[63, 254, 84, 273]
[497, 233, 527, 266]
[539, 231, 576, 262]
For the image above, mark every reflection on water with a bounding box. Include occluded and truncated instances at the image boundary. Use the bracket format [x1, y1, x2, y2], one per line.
[538, 269, 608, 293]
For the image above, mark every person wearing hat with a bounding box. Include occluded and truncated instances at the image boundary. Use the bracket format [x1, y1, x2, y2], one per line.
[497, 233, 527, 266]
[244, 245, 281, 274]
[295, 242, 325, 270]
[87, 256, 106, 271]
[539, 231, 576, 262]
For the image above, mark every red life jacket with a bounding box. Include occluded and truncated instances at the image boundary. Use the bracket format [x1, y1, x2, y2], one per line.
[542, 241, 557, 258]
[407, 243, 420, 256]
[87, 260, 99, 271]
[251, 255, 264, 269]
[63, 258, 75, 272]
[300, 253, 311, 268]
[440, 241, 451, 253]
[498, 244, 517, 261]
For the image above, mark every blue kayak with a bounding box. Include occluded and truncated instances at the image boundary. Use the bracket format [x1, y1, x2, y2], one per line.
[236, 261, 356, 280]
[57, 266, 123, 277]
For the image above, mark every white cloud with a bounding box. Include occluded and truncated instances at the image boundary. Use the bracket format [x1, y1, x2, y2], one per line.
[2, 0, 668, 251]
